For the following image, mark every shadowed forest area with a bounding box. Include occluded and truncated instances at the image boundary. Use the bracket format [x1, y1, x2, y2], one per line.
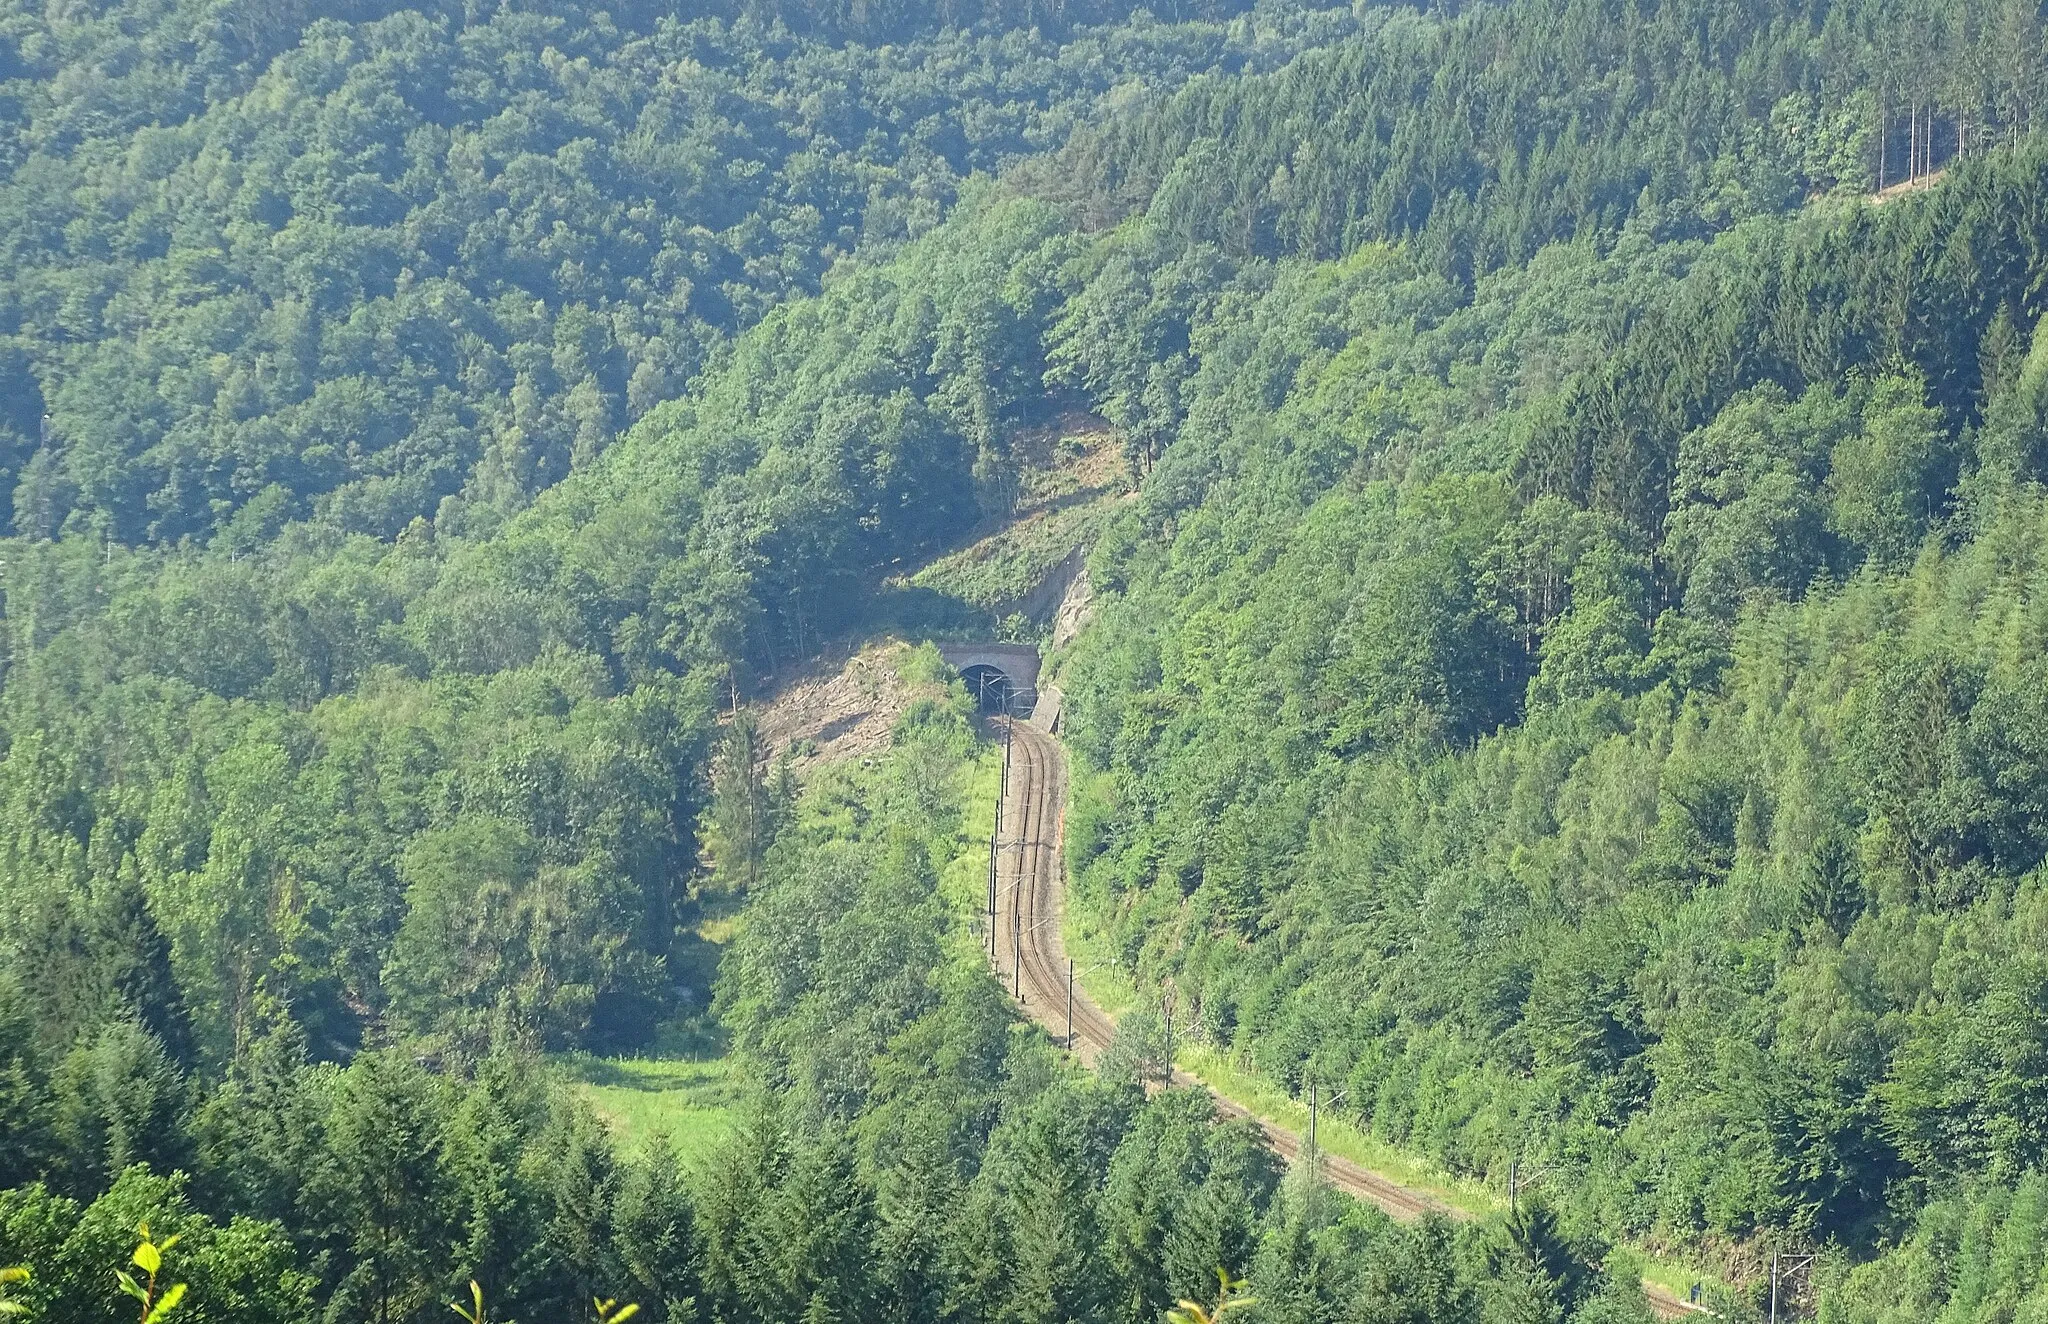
[6, 0, 2048, 1320]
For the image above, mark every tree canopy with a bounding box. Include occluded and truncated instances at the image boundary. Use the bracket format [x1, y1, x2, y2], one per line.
[7, 0, 2048, 1316]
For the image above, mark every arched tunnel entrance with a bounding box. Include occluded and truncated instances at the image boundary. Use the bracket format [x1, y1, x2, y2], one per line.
[937, 643, 1040, 719]
[961, 664, 1015, 714]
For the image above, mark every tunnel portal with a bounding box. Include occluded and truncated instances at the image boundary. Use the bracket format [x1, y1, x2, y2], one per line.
[936, 642, 1040, 718]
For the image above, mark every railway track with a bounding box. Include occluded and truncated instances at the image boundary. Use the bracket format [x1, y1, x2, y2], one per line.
[983, 714, 1704, 1319]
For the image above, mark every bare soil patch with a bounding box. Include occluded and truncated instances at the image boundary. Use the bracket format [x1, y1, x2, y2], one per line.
[752, 640, 928, 779]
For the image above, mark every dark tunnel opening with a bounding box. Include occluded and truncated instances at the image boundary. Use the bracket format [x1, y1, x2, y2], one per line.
[961, 664, 1015, 714]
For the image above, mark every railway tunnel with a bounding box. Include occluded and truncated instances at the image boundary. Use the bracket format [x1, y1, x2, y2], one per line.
[936, 642, 1040, 716]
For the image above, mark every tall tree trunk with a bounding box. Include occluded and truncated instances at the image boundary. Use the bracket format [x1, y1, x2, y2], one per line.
[1909, 100, 1918, 184]
[1879, 100, 1887, 190]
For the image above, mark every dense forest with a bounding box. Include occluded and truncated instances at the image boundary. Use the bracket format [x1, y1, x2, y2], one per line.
[7, 0, 2048, 1319]
[1041, 0, 2048, 270]
[0, 676, 1667, 1324]
[1054, 38, 2048, 1324]
[0, 0, 1324, 544]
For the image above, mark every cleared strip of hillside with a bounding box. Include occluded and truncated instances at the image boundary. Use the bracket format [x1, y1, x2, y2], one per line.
[902, 415, 1128, 617]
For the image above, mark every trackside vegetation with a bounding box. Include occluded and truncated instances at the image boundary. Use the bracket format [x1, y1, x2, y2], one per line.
[5, 0, 2048, 1319]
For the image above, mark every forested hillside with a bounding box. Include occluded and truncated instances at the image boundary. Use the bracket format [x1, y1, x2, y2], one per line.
[6, 0, 2048, 1320]
[0, 0, 1321, 544]
[1040, 0, 2042, 272]
[1051, 35, 2048, 1322]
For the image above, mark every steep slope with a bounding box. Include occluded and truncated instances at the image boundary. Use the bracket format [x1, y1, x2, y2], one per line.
[1053, 140, 2048, 1312]
[987, 710, 1725, 1317]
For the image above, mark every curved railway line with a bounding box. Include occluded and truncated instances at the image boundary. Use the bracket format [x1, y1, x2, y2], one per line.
[983, 714, 1705, 1319]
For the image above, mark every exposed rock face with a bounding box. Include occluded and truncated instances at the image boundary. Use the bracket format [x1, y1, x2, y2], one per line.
[1050, 552, 1094, 652]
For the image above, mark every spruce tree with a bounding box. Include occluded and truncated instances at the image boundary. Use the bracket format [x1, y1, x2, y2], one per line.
[0, 974, 52, 1187]
[1006, 1109, 1113, 1324]
[10, 889, 106, 1052]
[311, 1053, 458, 1324]
[707, 714, 780, 896]
[615, 1134, 700, 1324]
[50, 1018, 190, 1194]
[92, 871, 195, 1069]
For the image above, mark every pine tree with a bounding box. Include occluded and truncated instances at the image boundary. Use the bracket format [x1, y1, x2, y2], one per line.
[764, 1131, 879, 1324]
[1242, 1172, 1345, 1324]
[544, 1105, 621, 1314]
[696, 1103, 788, 1324]
[868, 1123, 960, 1324]
[0, 975, 52, 1188]
[93, 872, 195, 1069]
[11, 889, 107, 1052]
[1161, 1179, 1259, 1311]
[1493, 1198, 1598, 1323]
[1006, 1111, 1112, 1324]
[707, 714, 784, 896]
[311, 1053, 457, 1324]
[50, 1018, 190, 1193]
[615, 1135, 700, 1324]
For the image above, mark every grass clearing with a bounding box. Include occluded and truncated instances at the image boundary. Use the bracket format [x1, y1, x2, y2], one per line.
[1061, 902, 1142, 1017]
[1176, 1045, 1497, 1219]
[556, 890, 748, 1170]
[559, 1054, 747, 1169]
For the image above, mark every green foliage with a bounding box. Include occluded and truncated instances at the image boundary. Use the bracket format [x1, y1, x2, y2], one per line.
[0, 648, 713, 1065]
[1489, 1199, 1602, 1323]
[1663, 383, 1846, 621]
[1823, 375, 1949, 565]
[688, 675, 1653, 1324]
[0, 980, 55, 1192]
[51, 1020, 192, 1195]
[8, 0, 2048, 1316]
[1163, 1268, 1253, 1324]
[0, 1168, 312, 1324]
[0, 0, 1299, 545]
[1042, 0, 2041, 278]
[703, 714, 790, 898]
[1819, 1170, 2048, 1322]
[1051, 104, 2048, 1324]
[116, 1221, 188, 1324]
[450, 1280, 489, 1324]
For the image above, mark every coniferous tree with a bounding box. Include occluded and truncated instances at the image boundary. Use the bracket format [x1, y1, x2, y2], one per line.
[1005, 1104, 1115, 1324]
[9, 891, 108, 1055]
[542, 1105, 623, 1316]
[310, 1053, 457, 1324]
[1490, 1199, 1600, 1324]
[0, 976, 52, 1189]
[706, 714, 786, 897]
[696, 1105, 790, 1324]
[92, 875, 194, 1070]
[50, 1019, 190, 1196]
[614, 1135, 700, 1324]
